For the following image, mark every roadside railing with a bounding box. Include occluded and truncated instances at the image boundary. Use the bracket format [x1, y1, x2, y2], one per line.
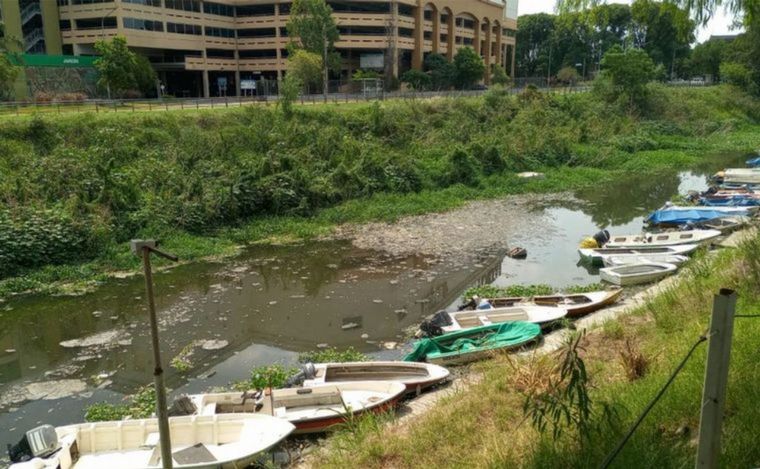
[0, 81, 712, 116]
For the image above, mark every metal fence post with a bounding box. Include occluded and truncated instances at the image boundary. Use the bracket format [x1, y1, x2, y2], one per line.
[696, 289, 737, 469]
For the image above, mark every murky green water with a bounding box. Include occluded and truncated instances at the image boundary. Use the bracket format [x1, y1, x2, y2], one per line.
[0, 152, 747, 450]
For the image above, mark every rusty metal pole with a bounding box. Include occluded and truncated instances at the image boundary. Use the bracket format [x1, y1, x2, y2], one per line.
[132, 240, 178, 469]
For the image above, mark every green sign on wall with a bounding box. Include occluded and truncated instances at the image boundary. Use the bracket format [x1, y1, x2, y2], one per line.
[7, 54, 96, 68]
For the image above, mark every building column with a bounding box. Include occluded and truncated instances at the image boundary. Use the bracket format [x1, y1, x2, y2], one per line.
[391, 1, 399, 78]
[446, 14, 455, 60]
[473, 20, 480, 55]
[495, 26, 503, 66]
[431, 7, 440, 54]
[412, 2, 424, 70]
[202, 50, 210, 97]
[40, 0, 63, 54]
[483, 23, 492, 84]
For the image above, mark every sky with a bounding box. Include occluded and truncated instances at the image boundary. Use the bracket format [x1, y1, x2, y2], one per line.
[518, 0, 741, 43]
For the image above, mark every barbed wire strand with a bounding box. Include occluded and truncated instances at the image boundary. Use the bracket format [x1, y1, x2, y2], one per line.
[599, 332, 709, 469]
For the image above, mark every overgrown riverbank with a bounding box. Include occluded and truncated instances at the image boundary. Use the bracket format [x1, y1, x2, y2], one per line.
[1, 85, 760, 298]
[309, 232, 760, 468]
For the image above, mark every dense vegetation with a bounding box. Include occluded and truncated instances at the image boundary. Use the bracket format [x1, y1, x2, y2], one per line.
[314, 233, 760, 468]
[1, 85, 759, 296]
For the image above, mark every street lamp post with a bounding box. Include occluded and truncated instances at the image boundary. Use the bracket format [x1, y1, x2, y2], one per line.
[130, 240, 178, 469]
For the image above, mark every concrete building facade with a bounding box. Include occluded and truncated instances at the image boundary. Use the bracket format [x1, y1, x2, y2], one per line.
[2, 0, 518, 98]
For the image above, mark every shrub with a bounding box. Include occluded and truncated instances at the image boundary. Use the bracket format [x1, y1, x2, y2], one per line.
[33, 91, 54, 103]
[446, 147, 481, 186]
[298, 347, 368, 364]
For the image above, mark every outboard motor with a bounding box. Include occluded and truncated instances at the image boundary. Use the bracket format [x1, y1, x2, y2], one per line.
[593, 229, 611, 247]
[8, 425, 58, 463]
[284, 363, 317, 388]
[419, 310, 453, 337]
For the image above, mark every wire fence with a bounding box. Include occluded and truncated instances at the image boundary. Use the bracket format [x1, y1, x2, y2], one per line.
[0, 79, 714, 117]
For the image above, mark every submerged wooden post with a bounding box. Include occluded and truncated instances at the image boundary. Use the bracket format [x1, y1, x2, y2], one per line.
[131, 240, 178, 469]
[696, 289, 737, 469]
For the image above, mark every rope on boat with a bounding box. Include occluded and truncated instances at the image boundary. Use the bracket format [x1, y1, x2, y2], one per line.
[599, 332, 709, 469]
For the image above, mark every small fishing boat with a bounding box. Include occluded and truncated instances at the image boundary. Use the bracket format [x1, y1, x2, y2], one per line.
[599, 262, 678, 286]
[404, 322, 541, 366]
[296, 361, 450, 395]
[8, 414, 295, 469]
[186, 381, 406, 434]
[441, 305, 568, 333]
[488, 289, 623, 318]
[602, 254, 688, 267]
[722, 168, 760, 184]
[647, 207, 752, 227]
[699, 216, 748, 233]
[603, 229, 721, 248]
[578, 244, 698, 266]
[700, 196, 760, 207]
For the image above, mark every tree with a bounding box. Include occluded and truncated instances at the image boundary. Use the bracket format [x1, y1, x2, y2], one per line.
[94, 36, 155, 98]
[279, 73, 302, 118]
[288, 49, 323, 93]
[515, 13, 556, 77]
[401, 69, 430, 91]
[630, 0, 695, 79]
[720, 62, 753, 88]
[286, 0, 339, 101]
[491, 65, 511, 86]
[424, 53, 455, 90]
[597, 45, 655, 108]
[453, 47, 485, 89]
[557, 66, 581, 84]
[557, 0, 758, 25]
[0, 22, 19, 99]
[688, 38, 729, 81]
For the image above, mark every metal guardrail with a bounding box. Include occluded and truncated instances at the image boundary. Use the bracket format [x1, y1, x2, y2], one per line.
[0, 82, 713, 116]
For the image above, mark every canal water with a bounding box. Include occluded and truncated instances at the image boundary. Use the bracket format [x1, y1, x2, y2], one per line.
[0, 152, 746, 450]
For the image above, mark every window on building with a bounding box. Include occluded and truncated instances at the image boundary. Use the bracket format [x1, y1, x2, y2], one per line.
[59, 19, 71, 30]
[440, 33, 448, 42]
[122, 0, 161, 6]
[76, 17, 115, 29]
[327, 2, 389, 13]
[236, 4, 275, 16]
[237, 28, 276, 38]
[164, 0, 200, 12]
[398, 27, 414, 38]
[206, 48, 235, 58]
[203, 1, 235, 17]
[279, 3, 291, 14]
[205, 26, 236, 38]
[238, 49, 278, 59]
[423, 31, 432, 40]
[62, 44, 74, 54]
[424, 10, 433, 21]
[57, 0, 69, 6]
[167, 22, 202, 35]
[71, 0, 113, 4]
[337, 26, 385, 36]
[123, 17, 163, 31]
[279, 27, 288, 37]
[398, 4, 413, 16]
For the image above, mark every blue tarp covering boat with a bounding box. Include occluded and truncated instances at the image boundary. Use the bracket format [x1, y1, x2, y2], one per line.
[746, 156, 760, 168]
[647, 208, 751, 225]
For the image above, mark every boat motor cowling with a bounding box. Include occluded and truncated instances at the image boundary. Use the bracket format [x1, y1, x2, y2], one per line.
[7, 425, 58, 463]
[284, 363, 317, 388]
[593, 230, 611, 247]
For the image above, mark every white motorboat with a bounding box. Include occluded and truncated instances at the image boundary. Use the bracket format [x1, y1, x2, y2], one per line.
[700, 216, 749, 233]
[603, 229, 721, 248]
[578, 244, 698, 266]
[187, 381, 406, 434]
[599, 262, 678, 286]
[442, 305, 568, 333]
[602, 254, 689, 267]
[9, 414, 295, 469]
[300, 361, 450, 395]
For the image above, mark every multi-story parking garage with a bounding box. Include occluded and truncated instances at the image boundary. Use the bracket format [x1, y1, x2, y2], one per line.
[1, 0, 517, 97]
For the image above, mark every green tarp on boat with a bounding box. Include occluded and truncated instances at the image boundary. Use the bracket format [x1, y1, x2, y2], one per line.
[403, 321, 541, 364]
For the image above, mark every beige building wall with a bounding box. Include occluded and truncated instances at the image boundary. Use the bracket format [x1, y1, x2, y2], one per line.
[56, 0, 517, 96]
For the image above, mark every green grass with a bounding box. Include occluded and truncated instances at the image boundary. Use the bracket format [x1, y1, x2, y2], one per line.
[311, 232, 760, 468]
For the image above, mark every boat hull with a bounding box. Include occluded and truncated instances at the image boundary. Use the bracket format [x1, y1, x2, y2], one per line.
[303, 361, 450, 396]
[603, 229, 721, 248]
[579, 244, 697, 266]
[599, 262, 677, 286]
[489, 290, 622, 318]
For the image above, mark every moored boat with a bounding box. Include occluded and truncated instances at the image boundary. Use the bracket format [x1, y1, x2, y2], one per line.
[186, 381, 406, 434]
[698, 216, 748, 233]
[403, 322, 541, 366]
[297, 361, 450, 395]
[647, 207, 752, 227]
[603, 229, 721, 248]
[8, 414, 295, 469]
[602, 254, 688, 267]
[599, 262, 678, 286]
[487, 289, 623, 318]
[578, 244, 698, 266]
[441, 305, 568, 333]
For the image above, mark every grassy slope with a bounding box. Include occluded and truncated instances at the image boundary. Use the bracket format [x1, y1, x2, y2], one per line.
[313, 234, 760, 468]
[1, 86, 759, 298]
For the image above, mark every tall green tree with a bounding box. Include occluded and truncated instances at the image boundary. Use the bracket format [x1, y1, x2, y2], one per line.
[515, 13, 556, 77]
[424, 53, 455, 90]
[288, 49, 323, 93]
[453, 47, 486, 89]
[94, 36, 155, 98]
[286, 0, 339, 100]
[630, 0, 695, 78]
[0, 22, 19, 99]
[596, 45, 656, 108]
[688, 38, 730, 81]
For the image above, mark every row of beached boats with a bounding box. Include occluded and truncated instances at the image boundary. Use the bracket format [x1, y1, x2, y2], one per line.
[9, 361, 452, 469]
